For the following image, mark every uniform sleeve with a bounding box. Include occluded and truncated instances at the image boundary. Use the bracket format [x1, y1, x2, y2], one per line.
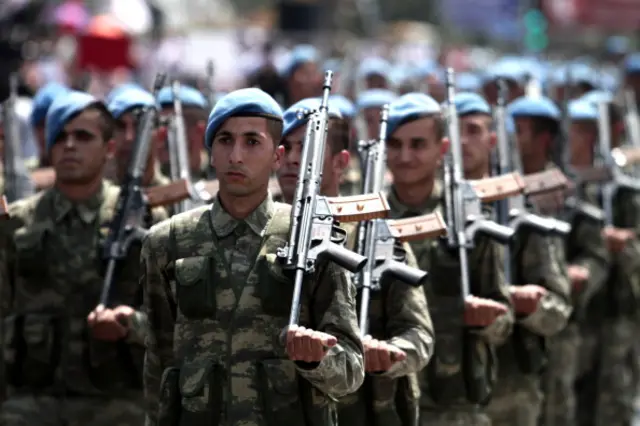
[470, 240, 514, 345]
[517, 232, 572, 337]
[569, 220, 610, 308]
[294, 262, 365, 399]
[141, 228, 177, 425]
[382, 243, 434, 379]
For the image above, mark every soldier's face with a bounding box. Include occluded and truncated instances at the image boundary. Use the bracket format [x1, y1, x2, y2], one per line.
[290, 62, 322, 100]
[211, 116, 283, 197]
[515, 118, 535, 160]
[569, 121, 596, 167]
[277, 123, 348, 201]
[366, 74, 388, 90]
[459, 114, 495, 178]
[387, 117, 445, 186]
[49, 108, 113, 183]
[113, 110, 155, 182]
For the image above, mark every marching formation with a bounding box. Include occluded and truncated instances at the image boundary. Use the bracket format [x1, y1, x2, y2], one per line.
[1, 46, 640, 426]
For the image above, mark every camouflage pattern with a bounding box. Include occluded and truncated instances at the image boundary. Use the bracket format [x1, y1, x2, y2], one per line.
[141, 193, 365, 426]
[0, 180, 167, 426]
[0, 394, 145, 426]
[487, 228, 572, 426]
[535, 180, 609, 426]
[385, 182, 514, 422]
[339, 156, 363, 196]
[337, 221, 435, 426]
[574, 190, 640, 426]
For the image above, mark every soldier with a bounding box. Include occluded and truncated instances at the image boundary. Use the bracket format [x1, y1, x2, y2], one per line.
[0, 91, 167, 426]
[356, 89, 398, 141]
[452, 92, 571, 425]
[107, 86, 170, 188]
[156, 84, 209, 179]
[481, 60, 526, 106]
[277, 97, 435, 426]
[356, 57, 392, 90]
[276, 97, 348, 203]
[281, 45, 323, 106]
[385, 92, 513, 425]
[565, 97, 640, 426]
[507, 96, 609, 426]
[142, 88, 365, 426]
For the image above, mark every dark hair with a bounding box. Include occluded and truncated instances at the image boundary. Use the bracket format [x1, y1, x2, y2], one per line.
[328, 117, 351, 153]
[266, 118, 283, 145]
[396, 113, 445, 140]
[532, 117, 560, 138]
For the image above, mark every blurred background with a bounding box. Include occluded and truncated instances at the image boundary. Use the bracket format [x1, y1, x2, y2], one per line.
[1, 0, 638, 100]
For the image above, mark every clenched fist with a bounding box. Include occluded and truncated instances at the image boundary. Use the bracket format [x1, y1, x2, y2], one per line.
[510, 285, 547, 315]
[464, 295, 508, 327]
[285, 325, 336, 363]
[362, 336, 406, 373]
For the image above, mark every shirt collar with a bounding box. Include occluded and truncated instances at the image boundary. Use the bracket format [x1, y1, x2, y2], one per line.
[52, 181, 106, 224]
[210, 192, 275, 238]
[386, 180, 442, 218]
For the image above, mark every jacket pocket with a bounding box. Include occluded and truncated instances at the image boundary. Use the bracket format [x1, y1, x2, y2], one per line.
[13, 227, 48, 280]
[258, 358, 306, 426]
[175, 257, 216, 319]
[255, 254, 294, 317]
[158, 367, 181, 426]
[9, 314, 59, 388]
[179, 358, 224, 426]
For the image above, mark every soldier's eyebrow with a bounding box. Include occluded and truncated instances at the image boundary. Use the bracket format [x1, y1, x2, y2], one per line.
[242, 130, 266, 139]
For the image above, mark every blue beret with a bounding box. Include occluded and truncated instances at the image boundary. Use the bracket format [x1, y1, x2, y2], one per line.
[550, 63, 598, 87]
[204, 88, 283, 150]
[483, 59, 528, 85]
[508, 96, 561, 122]
[386, 93, 441, 137]
[580, 90, 614, 106]
[413, 59, 439, 79]
[624, 53, 640, 74]
[280, 44, 319, 78]
[456, 72, 481, 92]
[157, 85, 207, 109]
[105, 82, 145, 104]
[357, 57, 391, 81]
[568, 100, 598, 121]
[329, 95, 356, 119]
[45, 91, 105, 152]
[282, 98, 342, 139]
[108, 87, 156, 119]
[30, 82, 69, 127]
[454, 92, 491, 117]
[356, 89, 398, 112]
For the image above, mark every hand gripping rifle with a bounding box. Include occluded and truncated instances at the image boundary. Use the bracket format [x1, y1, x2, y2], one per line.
[97, 73, 167, 310]
[1, 73, 35, 202]
[277, 71, 382, 327]
[442, 68, 515, 299]
[354, 105, 443, 337]
[493, 78, 570, 237]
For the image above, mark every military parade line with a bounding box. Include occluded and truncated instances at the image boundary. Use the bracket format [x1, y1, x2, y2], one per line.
[2, 47, 640, 426]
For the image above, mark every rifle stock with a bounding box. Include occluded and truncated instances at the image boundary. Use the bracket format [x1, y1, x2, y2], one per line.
[388, 212, 448, 242]
[145, 179, 191, 208]
[469, 172, 525, 203]
[325, 192, 389, 222]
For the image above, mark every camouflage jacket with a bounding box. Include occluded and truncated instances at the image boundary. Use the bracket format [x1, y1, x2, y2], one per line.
[338, 222, 434, 426]
[0, 180, 167, 398]
[386, 182, 514, 410]
[141, 193, 365, 426]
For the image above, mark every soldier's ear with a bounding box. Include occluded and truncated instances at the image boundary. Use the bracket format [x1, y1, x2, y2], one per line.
[105, 139, 116, 158]
[441, 137, 450, 155]
[273, 144, 285, 171]
[335, 150, 350, 172]
[489, 131, 497, 148]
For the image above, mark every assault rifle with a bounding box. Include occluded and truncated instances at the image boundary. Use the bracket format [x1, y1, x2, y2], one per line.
[276, 71, 388, 326]
[97, 73, 167, 310]
[1, 73, 34, 202]
[442, 68, 515, 299]
[354, 105, 442, 337]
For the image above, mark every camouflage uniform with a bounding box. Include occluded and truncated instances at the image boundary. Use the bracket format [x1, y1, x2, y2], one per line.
[386, 182, 514, 426]
[337, 222, 435, 426]
[486, 227, 572, 426]
[535, 184, 610, 426]
[574, 190, 640, 426]
[142, 193, 365, 426]
[0, 180, 167, 426]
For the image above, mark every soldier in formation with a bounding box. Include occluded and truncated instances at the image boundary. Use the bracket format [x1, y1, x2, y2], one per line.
[2, 43, 640, 426]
